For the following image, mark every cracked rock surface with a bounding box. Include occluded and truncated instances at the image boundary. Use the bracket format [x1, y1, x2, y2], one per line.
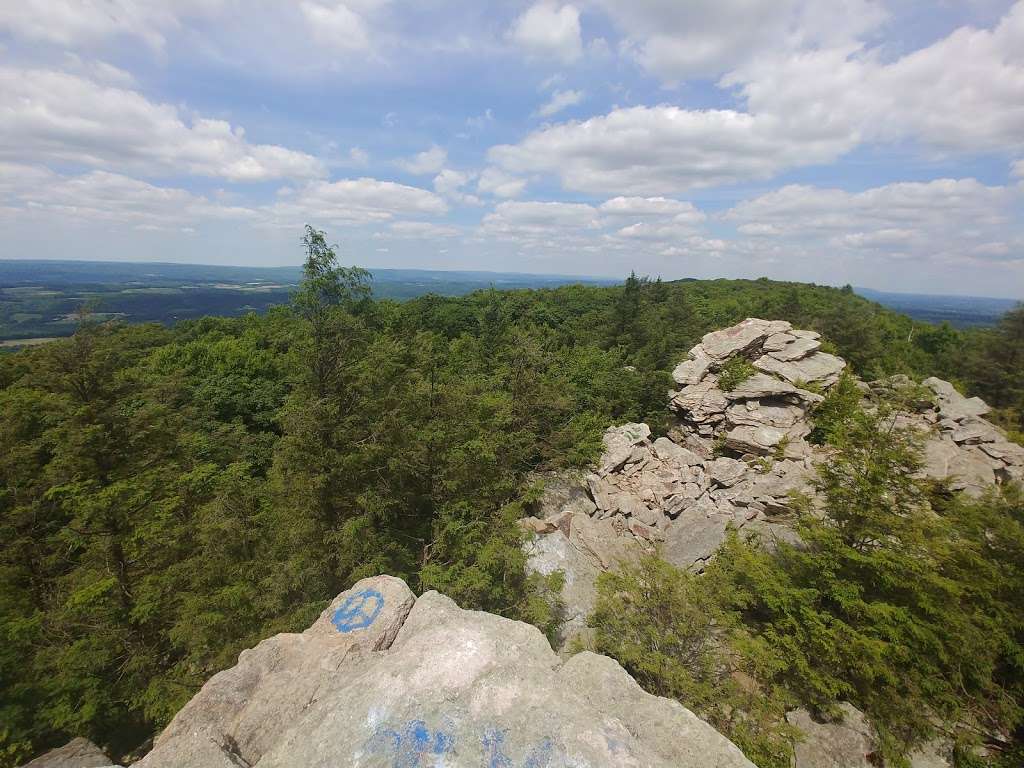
[129, 576, 755, 768]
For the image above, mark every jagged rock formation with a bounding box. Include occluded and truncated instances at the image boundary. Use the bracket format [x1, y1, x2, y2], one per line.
[18, 738, 117, 768]
[524, 318, 1024, 647]
[122, 575, 755, 768]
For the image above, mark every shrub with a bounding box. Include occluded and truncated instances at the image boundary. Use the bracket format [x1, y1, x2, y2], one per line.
[589, 556, 796, 768]
[718, 357, 757, 392]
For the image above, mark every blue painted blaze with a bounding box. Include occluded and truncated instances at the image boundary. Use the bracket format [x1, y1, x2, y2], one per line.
[331, 588, 384, 633]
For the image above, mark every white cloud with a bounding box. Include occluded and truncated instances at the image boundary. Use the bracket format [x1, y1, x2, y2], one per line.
[482, 200, 598, 235]
[268, 177, 447, 226]
[536, 89, 584, 117]
[349, 147, 370, 166]
[490, 4, 1024, 195]
[489, 105, 852, 195]
[539, 73, 565, 91]
[508, 2, 583, 63]
[61, 54, 136, 86]
[384, 221, 460, 238]
[433, 169, 482, 205]
[599, 196, 705, 222]
[300, 0, 388, 53]
[726, 179, 1023, 265]
[593, 0, 886, 82]
[730, 2, 1024, 154]
[0, 67, 324, 182]
[1014, 159, 1024, 178]
[397, 145, 448, 175]
[0, 0, 226, 48]
[0, 163, 253, 229]
[477, 167, 528, 198]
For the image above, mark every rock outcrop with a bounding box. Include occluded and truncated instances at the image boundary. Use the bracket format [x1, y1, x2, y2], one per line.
[126, 575, 754, 768]
[524, 318, 1023, 648]
[18, 738, 117, 768]
[786, 702, 953, 768]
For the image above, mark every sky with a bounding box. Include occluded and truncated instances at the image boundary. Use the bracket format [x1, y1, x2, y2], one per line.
[0, 1, 1023, 298]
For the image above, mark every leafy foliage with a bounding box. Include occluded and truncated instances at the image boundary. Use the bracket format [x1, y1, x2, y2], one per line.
[1, 231, 1021, 764]
[590, 556, 796, 768]
[592, 405, 1023, 767]
[717, 356, 757, 392]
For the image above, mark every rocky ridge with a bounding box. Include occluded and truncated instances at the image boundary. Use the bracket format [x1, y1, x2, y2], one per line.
[23, 576, 757, 768]
[525, 318, 1024, 646]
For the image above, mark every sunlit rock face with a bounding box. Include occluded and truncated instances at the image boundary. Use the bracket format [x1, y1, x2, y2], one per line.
[130, 575, 756, 768]
[524, 318, 1023, 648]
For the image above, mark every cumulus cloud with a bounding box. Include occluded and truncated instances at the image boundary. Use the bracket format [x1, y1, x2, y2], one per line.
[730, 2, 1024, 154]
[536, 89, 584, 117]
[0, 163, 253, 229]
[397, 145, 448, 175]
[490, 4, 1024, 195]
[268, 177, 447, 225]
[477, 167, 528, 198]
[0, 0, 226, 48]
[384, 221, 461, 238]
[489, 105, 851, 195]
[299, 0, 387, 52]
[0, 67, 324, 182]
[508, 2, 583, 63]
[433, 169, 482, 205]
[593, 0, 886, 81]
[726, 179, 1023, 265]
[599, 196, 705, 222]
[482, 200, 598, 236]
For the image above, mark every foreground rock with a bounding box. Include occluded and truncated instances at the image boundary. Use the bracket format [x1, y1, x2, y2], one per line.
[18, 738, 117, 768]
[133, 575, 755, 768]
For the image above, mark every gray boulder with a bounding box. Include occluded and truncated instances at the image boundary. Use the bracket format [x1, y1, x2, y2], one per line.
[923, 378, 990, 421]
[724, 425, 786, 455]
[525, 526, 601, 647]
[671, 380, 729, 422]
[19, 739, 117, 768]
[651, 436, 704, 466]
[707, 457, 748, 487]
[672, 348, 713, 386]
[136, 577, 756, 768]
[700, 318, 791, 360]
[762, 333, 821, 361]
[949, 417, 1003, 445]
[722, 373, 800, 400]
[529, 472, 597, 518]
[753, 352, 846, 388]
[600, 423, 652, 474]
[662, 496, 735, 570]
[786, 702, 877, 768]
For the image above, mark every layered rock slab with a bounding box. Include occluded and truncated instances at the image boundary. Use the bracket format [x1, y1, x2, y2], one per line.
[135, 576, 756, 768]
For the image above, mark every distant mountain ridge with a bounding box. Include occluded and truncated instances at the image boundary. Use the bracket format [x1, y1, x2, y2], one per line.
[855, 286, 1020, 328]
[0, 259, 615, 290]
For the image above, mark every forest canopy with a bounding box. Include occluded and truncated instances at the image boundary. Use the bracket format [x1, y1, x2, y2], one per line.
[1, 229, 1022, 766]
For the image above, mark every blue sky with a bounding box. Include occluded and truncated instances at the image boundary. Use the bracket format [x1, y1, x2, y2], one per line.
[0, 1, 1022, 297]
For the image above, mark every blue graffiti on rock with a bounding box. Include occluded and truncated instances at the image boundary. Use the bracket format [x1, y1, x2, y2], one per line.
[367, 719, 455, 767]
[331, 588, 384, 633]
[482, 727, 554, 768]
